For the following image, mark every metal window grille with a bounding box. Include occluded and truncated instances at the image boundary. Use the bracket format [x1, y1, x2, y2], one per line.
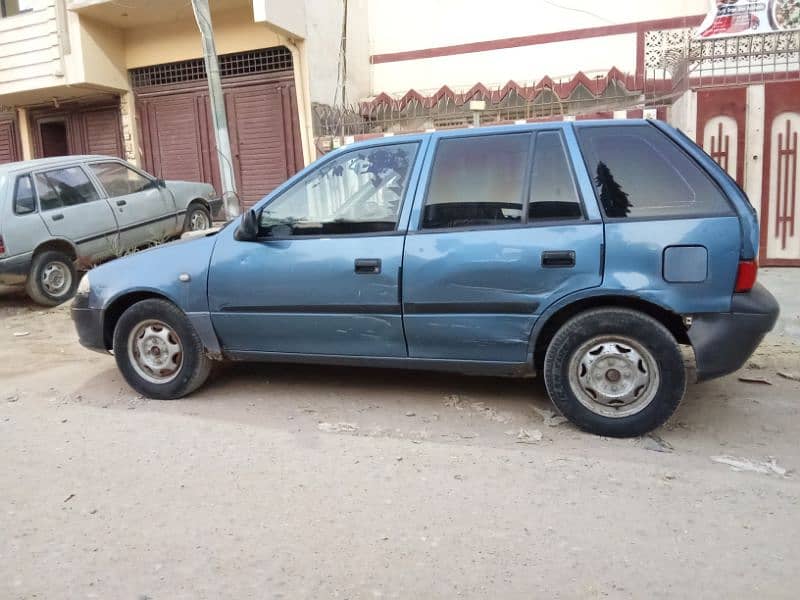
[130, 46, 293, 89]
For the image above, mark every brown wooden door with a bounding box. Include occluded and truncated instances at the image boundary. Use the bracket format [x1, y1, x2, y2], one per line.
[139, 93, 212, 185]
[82, 108, 123, 157]
[136, 75, 303, 209]
[226, 80, 303, 209]
[0, 117, 21, 164]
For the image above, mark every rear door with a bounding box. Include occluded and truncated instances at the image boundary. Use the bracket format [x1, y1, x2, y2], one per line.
[575, 123, 742, 314]
[402, 128, 604, 363]
[33, 165, 118, 261]
[88, 161, 176, 250]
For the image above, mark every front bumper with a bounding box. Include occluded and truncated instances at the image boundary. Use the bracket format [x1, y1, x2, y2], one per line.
[688, 283, 779, 382]
[209, 197, 224, 220]
[0, 252, 33, 286]
[71, 293, 108, 354]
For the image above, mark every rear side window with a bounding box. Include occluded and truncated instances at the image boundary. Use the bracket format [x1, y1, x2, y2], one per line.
[577, 125, 733, 219]
[34, 167, 100, 211]
[529, 131, 583, 221]
[422, 133, 529, 229]
[14, 175, 36, 214]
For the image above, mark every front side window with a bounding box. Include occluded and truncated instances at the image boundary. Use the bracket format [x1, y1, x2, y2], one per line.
[577, 125, 733, 219]
[529, 131, 583, 221]
[13, 175, 36, 214]
[89, 162, 153, 197]
[422, 133, 529, 229]
[34, 167, 100, 211]
[259, 142, 418, 236]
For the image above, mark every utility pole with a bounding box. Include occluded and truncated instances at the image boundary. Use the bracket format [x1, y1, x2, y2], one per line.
[190, 0, 239, 220]
[338, 0, 348, 139]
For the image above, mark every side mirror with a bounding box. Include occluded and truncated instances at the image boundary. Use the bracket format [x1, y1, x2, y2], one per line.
[234, 208, 259, 241]
[155, 178, 166, 188]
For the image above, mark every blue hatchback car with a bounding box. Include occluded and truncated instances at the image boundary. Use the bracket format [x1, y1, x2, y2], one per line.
[72, 120, 779, 437]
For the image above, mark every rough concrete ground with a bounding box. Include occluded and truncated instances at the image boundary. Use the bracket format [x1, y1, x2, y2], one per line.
[1, 269, 799, 599]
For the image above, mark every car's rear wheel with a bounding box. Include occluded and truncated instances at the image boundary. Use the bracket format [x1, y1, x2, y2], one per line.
[25, 250, 78, 306]
[543, 308, 686, 437]
[183, 204, 211, 233]
[113, 298, 211, 399]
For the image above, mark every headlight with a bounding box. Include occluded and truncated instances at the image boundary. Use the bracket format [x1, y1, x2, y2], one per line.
[76, 273, 91, 296]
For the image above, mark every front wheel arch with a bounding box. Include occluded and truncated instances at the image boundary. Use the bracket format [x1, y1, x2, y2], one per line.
[103, 291, 174, 350]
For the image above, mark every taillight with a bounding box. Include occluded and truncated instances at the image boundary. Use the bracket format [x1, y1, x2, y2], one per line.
[0, 235, 5, 255]
[735, 259, 758, 292]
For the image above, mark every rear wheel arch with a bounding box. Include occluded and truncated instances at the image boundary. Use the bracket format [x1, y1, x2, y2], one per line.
[532, 294, 689, 370]
[32, 239, 77, 263]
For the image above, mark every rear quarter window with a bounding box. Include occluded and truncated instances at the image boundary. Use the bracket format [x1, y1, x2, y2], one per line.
[577, 124, 733, 219]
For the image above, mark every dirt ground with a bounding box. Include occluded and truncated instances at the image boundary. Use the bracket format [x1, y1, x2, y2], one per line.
[1, 278, 799, 599]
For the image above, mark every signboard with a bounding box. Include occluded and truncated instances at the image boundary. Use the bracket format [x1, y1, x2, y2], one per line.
[696, 0, 800, 38]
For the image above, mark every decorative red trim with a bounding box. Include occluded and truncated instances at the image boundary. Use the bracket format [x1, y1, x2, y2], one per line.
[361, 68, 660, 111]
[371, 15, 705, 64]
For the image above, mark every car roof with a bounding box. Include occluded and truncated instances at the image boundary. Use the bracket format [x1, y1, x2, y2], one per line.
[338, 118, 654, 152]
[0, 155, 122, 176]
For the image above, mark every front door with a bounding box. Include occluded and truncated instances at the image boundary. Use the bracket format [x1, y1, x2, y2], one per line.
[33, 165, 118, 262]
[402, 129, 604, 363]
[88, 161, 177, 250]
[209, 140, 423, 357]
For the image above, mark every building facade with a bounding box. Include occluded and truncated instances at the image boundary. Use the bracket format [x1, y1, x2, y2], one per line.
[0, 0, 369, 208]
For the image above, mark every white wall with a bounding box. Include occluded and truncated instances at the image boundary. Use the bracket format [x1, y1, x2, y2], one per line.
[251, 0, 370, 106]
[369, 0, 709, 94]
[668, 89, 698, 139]
[304, 0, 370, 106]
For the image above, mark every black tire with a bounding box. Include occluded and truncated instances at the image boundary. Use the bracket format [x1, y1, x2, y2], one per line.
[113, 298, 212, 399]
[25, 250, 78, 306]
[182, 204, 212, 233]
[543, 308, 686, 437]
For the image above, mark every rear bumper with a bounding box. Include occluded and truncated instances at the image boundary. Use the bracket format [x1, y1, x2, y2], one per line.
[0, 252, 32, 286]
[688, 283, 779, 382]
[71, 293, 108, 353]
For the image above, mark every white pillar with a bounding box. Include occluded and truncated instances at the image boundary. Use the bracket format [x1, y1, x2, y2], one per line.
[745, 84, 765, 220]
[667, 90, 697, 141]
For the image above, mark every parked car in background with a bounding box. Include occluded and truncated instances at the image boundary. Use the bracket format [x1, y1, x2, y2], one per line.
[71, 121, 778, 437]
[0, 156, 222, 305]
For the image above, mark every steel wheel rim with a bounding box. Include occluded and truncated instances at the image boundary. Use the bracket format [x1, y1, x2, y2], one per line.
[567, 335, 660, 419]
[190, 210, 210, 230]
[41, 261, 72, 297]
[127, 319, 184, 384]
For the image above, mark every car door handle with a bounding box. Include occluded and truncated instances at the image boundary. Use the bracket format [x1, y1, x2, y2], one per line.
[51, 213, 64, 221]
[354, 258, 381, 274]
[542, 250, 576, 268]
[116, 199, 127, 207]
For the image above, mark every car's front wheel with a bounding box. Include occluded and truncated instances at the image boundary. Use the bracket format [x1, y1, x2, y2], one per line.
[113, 298, 212, 399]
[543, 308, 686, 437]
